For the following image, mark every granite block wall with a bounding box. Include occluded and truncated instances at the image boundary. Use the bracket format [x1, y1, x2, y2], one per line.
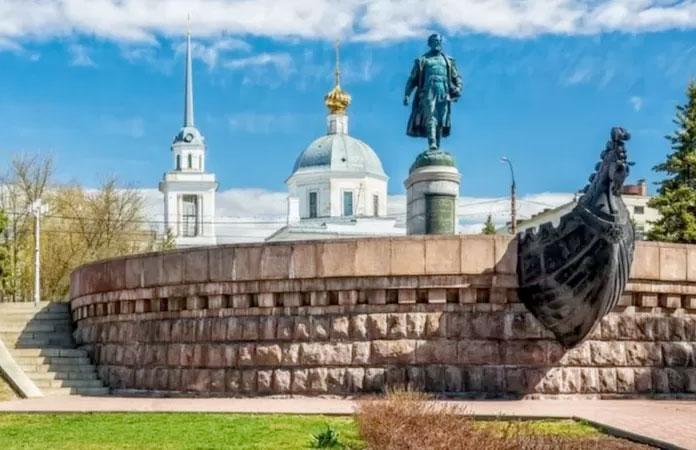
[69, 236, 696, 397]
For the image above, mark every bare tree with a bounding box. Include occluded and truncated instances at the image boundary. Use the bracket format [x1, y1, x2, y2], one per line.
[1, 155, 153, 301]
[0, 154, 54, 302]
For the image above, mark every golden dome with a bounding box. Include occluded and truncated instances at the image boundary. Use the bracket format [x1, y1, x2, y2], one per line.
[324, 39, 351, 115]
[325, 84, 351, 114]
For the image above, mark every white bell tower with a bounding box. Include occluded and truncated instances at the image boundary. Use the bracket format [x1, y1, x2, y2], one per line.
[158, 27, 217, 247]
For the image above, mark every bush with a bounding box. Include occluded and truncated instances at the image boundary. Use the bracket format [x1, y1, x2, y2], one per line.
[310, 423, 341, 448]
[355, 388, 650, 450]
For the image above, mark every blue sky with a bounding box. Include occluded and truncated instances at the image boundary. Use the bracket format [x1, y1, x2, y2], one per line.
[2, 0, 696, 204]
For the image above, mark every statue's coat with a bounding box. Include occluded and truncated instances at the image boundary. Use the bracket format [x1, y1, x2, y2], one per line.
[405, 54, 462, 139]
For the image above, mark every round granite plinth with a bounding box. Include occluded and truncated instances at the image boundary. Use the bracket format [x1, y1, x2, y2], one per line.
[405, 161, 461, 236]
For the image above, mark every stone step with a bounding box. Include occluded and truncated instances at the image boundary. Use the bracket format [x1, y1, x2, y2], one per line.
[0, 331, 73, 341]
[0, 303, 70, 313]
[33, 378, 104, 389]
[19, 363, 95, 373]
[10, 348, 87, 358]
[15, 356, 91, 366]
[0, 311, 72, 323]
[0, 323, 73, 333]
[30, 371, 99, 381]
[11, 338, 75, 349]
[41, 387, 109, 396]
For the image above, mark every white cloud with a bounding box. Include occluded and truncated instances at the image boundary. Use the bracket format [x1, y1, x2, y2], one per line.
[3, 1, 696, 45]
[68, 43, 96, 67]
[224, 52, 292, 71]
[630, 95, 643, 111]
[223, 52, 295, 86]
[174, 37, 250, 68]
[0, 36, 40, 60]
[0, 36, 22, 52]
[138, 188, 575, 243]
[120, 45, 158, 64]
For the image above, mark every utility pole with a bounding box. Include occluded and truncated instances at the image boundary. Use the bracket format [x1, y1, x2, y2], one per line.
[500, 157, 517, 235]
[30, 199, 44, 307]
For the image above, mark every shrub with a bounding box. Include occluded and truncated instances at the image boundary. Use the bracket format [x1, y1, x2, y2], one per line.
[310, 423, 341, 448]
[355, 388, 650, 450]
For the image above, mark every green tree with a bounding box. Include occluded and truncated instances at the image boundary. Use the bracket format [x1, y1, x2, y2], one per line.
[647, 81, 696, 243]
[156, 228, 177, 251]
[481, 214, 496, 235]
[1, 154, 155, 301]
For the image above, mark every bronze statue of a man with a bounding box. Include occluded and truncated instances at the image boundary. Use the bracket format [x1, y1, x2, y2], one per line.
[404, 34, 463, 150]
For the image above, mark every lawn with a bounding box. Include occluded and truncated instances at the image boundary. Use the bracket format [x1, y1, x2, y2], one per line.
[0, 413, 363, 449]
[0, 413, 638, 449]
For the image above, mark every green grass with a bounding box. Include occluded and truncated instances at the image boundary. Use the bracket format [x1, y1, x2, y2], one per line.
[0, 413, 608, 449]
[0, 413, 364, 449]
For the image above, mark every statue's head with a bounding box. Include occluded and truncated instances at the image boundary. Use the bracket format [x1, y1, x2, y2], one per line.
[427, 33, 442, 52]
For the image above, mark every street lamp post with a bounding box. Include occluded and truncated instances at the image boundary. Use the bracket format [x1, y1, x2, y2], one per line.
[30, 199, 46, 307]
[500, 157, 517, 235]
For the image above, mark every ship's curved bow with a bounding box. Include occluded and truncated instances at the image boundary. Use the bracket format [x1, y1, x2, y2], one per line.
[517, 127, 635, 348]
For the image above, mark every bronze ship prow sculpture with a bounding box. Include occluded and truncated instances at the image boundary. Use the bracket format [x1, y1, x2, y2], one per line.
[518, 127, 635, 348]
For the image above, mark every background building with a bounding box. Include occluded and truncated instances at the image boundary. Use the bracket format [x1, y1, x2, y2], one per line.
[267, 43, 403, 242]
[508, 179, 659, 240]
[158, 30, 218, 247]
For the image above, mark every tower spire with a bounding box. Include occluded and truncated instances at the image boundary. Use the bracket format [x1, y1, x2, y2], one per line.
[184, 14, 194, 127]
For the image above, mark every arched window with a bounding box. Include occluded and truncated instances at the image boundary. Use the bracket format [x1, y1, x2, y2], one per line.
[176, 155, 181, 170]
[188, 154, 193, 169]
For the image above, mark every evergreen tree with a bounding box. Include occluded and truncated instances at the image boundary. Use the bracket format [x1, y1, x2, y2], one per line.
[647, 81, 696, 243]
[481, 214, 496, 235]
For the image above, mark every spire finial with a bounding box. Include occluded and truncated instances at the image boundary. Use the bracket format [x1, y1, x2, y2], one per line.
[324, 38, 351, 115]
[184, 14, 194, 127]
[187, 13, 191, 36]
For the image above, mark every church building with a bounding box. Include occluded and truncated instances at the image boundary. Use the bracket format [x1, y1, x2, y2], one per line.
[158, 29, 218, 247]
[267, 42, 404, 241]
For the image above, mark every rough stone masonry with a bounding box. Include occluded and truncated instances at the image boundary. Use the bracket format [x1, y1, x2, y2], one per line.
[69, 236, 696, 397]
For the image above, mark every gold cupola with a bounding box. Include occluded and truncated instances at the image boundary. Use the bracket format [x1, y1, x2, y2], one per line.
[324, 39, 351, 115]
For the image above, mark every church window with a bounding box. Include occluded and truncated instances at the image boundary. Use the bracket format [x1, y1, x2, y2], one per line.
[343, 191, 353, 217]
[309, 191, 318, 218]
[373, 194, 379, 217]
[188, 154, 193, 169]
[176, 155, 181, 170]
[182, 195, 198, 237]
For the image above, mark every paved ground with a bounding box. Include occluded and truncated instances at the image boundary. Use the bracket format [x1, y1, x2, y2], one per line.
[0, 396, 694, 449]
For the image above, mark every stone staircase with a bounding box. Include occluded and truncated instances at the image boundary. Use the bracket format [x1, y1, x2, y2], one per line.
[0, 302, 109, 396]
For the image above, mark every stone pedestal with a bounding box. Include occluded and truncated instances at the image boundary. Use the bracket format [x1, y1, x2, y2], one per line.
[405, 152, 461, 235]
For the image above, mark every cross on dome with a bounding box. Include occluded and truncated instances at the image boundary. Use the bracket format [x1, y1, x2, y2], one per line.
[324, 39, 352, 115]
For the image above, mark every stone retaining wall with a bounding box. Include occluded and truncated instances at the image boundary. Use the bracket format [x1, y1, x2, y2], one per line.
[69, 236, 696, 397]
